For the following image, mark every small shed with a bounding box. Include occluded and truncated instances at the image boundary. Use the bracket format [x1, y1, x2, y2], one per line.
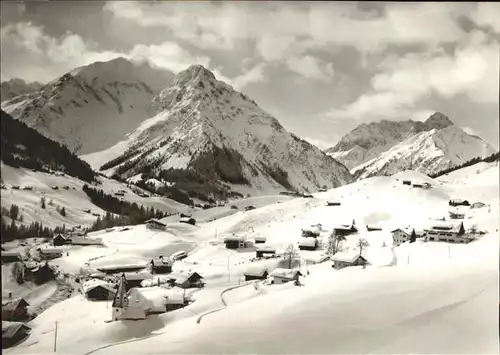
[326, 201, 341, 206]
[254, 236, 267, 244]
[269, 268, 302, 285]
[298, 237, 318, 251]
[1, 251, 22, 263]
[1, 298, 30, 321]
[243, 266, 269, 281]
[331, 253, 368, 270]
[145, 219, 167, 231]
[223, 235, 246, 249]
[2, 321, 31, 349]
[83, 279, 116, 301]
[167, 272, 204, 289]
[53, 234, 69, 246]
[96, 264, 146, 274]
[150, 256, 173, 274]
[255, 245, 276, 258]
[179, 217, 196, 226]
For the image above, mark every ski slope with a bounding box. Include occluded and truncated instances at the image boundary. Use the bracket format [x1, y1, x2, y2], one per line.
[4, 162, 499, 354]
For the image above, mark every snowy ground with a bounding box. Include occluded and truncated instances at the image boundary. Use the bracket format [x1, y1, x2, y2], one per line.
[4, 162, 499, 354]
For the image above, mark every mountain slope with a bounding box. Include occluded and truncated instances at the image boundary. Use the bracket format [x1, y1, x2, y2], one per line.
[84, 65, 353, 199]
[325, 112, 454, 169]
[1, 58, 174, 155]
[1, 110, 96, 183]
[352, 125, 496, 179]
[1, 79, 43, 102]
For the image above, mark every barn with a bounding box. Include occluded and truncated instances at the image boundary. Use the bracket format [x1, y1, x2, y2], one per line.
[150, 256, 173, 274]
[223, 235, 246, 249]
[1, 251, 22, 263]
[145, 219, 167, 231]
[83, 279, 116, 301]
[167, 272, 204, 289]
[326, 201, 341, 206]
[298, 237, 318, 251]
[37, 248, 63, 260]
[2, 321, 31, 349]
[1, 298, 30, 321]
[269, 268, 302, 285]
[254, 236, 267, 244]
[334, 220, 358, 237]
[331, 253, 368, 270]
[124, 272, 151, 291]
[255, 245, 276, 258]
[53, 234, 69, 246]
[69, 237, 103, 246]
[243, 265, 269, 281]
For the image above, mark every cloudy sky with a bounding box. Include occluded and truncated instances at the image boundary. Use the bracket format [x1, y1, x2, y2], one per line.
[1, 1, 499, 149]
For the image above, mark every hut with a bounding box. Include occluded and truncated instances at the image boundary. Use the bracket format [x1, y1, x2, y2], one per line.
[145, 219, 167, 231]
[298, 237, 318, 251]
[37, 248, 63, 260]
[53, 234, 69, 246]
[83, 279, 116, 301]
[170, 250, 188, 261]
[269, 268, 302, 285]
[334, 220, 358, 237]
[331, 252, 368, 270]
[223, 235, 246, 249]
[2, 321, 31, 349]
[1, 298, 29, 321]
[254, 236, 267, 244]
[255, 245, 276, 258]
[150, 256, 173, 274]
[244, 265, 269, 281]
[179, 217, 196, 226]
[1, 250, 22, 263]
[167, 272, 204, 289]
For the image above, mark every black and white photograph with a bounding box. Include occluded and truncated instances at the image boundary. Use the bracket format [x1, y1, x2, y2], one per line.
[1, 1, 499, 353]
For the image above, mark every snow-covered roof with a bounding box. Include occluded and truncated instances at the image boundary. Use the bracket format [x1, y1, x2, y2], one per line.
[38, 248, 63, 254]
[224, 235, 245, 242]
[298, 237, 317, 247]
[124, 272, 151, 281]
[2, 321, 31, 339]
[427, 220, 463, 231]
[1, 250, 22, 257]
[470, 202, 487, 209]
[244, 265, 269, 277]
[151, 257, 173, 267]
[270, 268, 302, 279]
[179, 217, 195, 222]
[254, 236, 267, 241]
[256, 245, 276, 252]
[331, 252, 366, 264]
[82, 279, 116, 294]
[96, 263, 147, 272]
[145, 219, 167, 226]
[390, 227, 413, 235]
[168, 272, 203, 284]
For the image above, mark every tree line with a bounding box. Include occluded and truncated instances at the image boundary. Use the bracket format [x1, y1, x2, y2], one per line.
[428, 151, 499, 179]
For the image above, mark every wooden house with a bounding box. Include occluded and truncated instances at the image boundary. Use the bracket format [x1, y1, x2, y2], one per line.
[1, 298, 29, 321]
[255, 245, 276, 258]
[150, 256, 173, 274]
[37, 248, 63, 260]
[244, 266, 269, 281]
[223, 235, 246, 249]
[391, 228, 416, 246]
[424, 221, 472, 243]
[334, 220, 358, 237]
[298, 237, 318, 251]
[83, 279, 116, 301]
[254, 236, 267, 244]
[331, 252, 368, 270]
[145, 219, 167, 231]
[179, 217, 196, 226]
[53, 234, 70, 246]
[167, 272, 204, 289]
[2, 321, 31, 349]
[269, 268, 302, 285]
[1, 250, 22, 263]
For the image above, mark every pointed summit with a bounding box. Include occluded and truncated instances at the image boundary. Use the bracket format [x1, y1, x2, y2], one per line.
[173, 64, 217, 87]
[424, 112, 454, 130]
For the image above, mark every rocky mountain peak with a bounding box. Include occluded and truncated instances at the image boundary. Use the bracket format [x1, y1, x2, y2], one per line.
[424, 112, 454, 130]
[173, 64, 217, 88]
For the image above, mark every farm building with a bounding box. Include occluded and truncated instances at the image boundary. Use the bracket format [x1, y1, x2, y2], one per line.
[424, 221, 472, 243]
[402, 180, 411, 185]
[124, 272, 151, 291]
[254, 236, 267, 244]
[366, 225, 382, 232]
[37, 248, 63, 260]
[83, 279, 116, 301]
[2, 321, 31, 349]
[243, 265, 269, 281]
[255, 245, 276, 258]
[334, 220, 358, 237]
[69, 237, 103, 246]
[449, 198, 470, 207]
[331, 252, 368, 270]
[448, 206, 468, 219]
[298, 237, 318, 251]
[179, 217, 196, 226]
[53, 234, 69, 246]
[1, 298, 29, 321]
[269, 268, 302, 285]
[223, 235, 247, 249]
[145, 219, 167, 230]
[96, 264, 146, 274]
[1, 250, 22, 263]
[391, 228, 416, 246]
[301, 225, 321, 237]
[167, 272, 204, 289]
[150, 256, 173, 274]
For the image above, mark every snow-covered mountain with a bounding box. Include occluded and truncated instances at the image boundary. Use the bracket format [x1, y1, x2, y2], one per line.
[1, 79, 44, 102]
[1, 58, 174, 155]
[85, 65, 353, 198]
[352, 125, 497, 179]
[325, 112, 454, 170]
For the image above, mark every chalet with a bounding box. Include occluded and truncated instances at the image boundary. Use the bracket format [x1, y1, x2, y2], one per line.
[254, 236, 267, 244]
[424, 221, 472, 243]
[123, 272, 150, 291]
[298, 237, 318, 251]
[223, 235, 246, 249]
[331, 252, 368, 270]
[1, 298, 29, 321]
[255, 245, 276, 258]
[150, 256, 173, 274]
[167, 272, 204, 289]
[69, 237, 103, 246]
[37, 248, 63, 260]
[402, 180, 411, 185]
[391, 228, 416, 246]
[179, 217, 196, 226]
[2, 321, 31, 349]
[334, 220, 358, 237]
[244, 205, 256, 211]
[31, 262, 55, 285]
[1, 250, 22, 263]
[449, 198, 470, 207]
[83, 279, 116, 301]
[96, 263, 146, 274]
[326, 201, 341, 206]
[243, 265, 269, 281]
[269, 268, 302, 285]
[53, 234, 69, 246]
[366, 225, 382, 232]
[145, 219, 167, 231]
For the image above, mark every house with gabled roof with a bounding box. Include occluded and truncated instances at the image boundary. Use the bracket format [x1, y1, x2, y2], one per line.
[1, 298, 30, 321]
[424, 221, 472, 243]
[244, 265, 269, 281]
[331, 252, 368, 270]
[391, 227, 416, 246]
[298, 237, 318, 251]
[334, 219, 358, 237]
[82, 279, 116, 301]
[269, 268, 302, 285]
[2, 321, 31, 348]
[145, 219, 167, 230]
[150, 256, 173, 274]
[167, 272, 204, 289]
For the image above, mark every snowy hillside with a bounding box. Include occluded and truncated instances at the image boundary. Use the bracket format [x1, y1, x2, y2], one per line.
[84, 64, 353, 199]
[1, 58, 174, 154]
[4, 160, 498, 354]
[325, 112, 489, 172]
[1, 79, 43, 102]
[353, 125, 496, 179]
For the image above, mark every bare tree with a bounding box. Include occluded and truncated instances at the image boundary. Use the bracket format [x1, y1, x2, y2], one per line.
[357, 238, 369, 255]
[283, 244, 299, 269]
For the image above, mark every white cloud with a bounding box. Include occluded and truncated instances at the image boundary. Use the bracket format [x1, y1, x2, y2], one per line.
[468, 2, 500, 34]
[303, 137, 336, 150]
[286, 55, 334, 82]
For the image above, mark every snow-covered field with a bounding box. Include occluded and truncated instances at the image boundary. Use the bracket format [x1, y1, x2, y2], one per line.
[4, 161, 499, 354]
